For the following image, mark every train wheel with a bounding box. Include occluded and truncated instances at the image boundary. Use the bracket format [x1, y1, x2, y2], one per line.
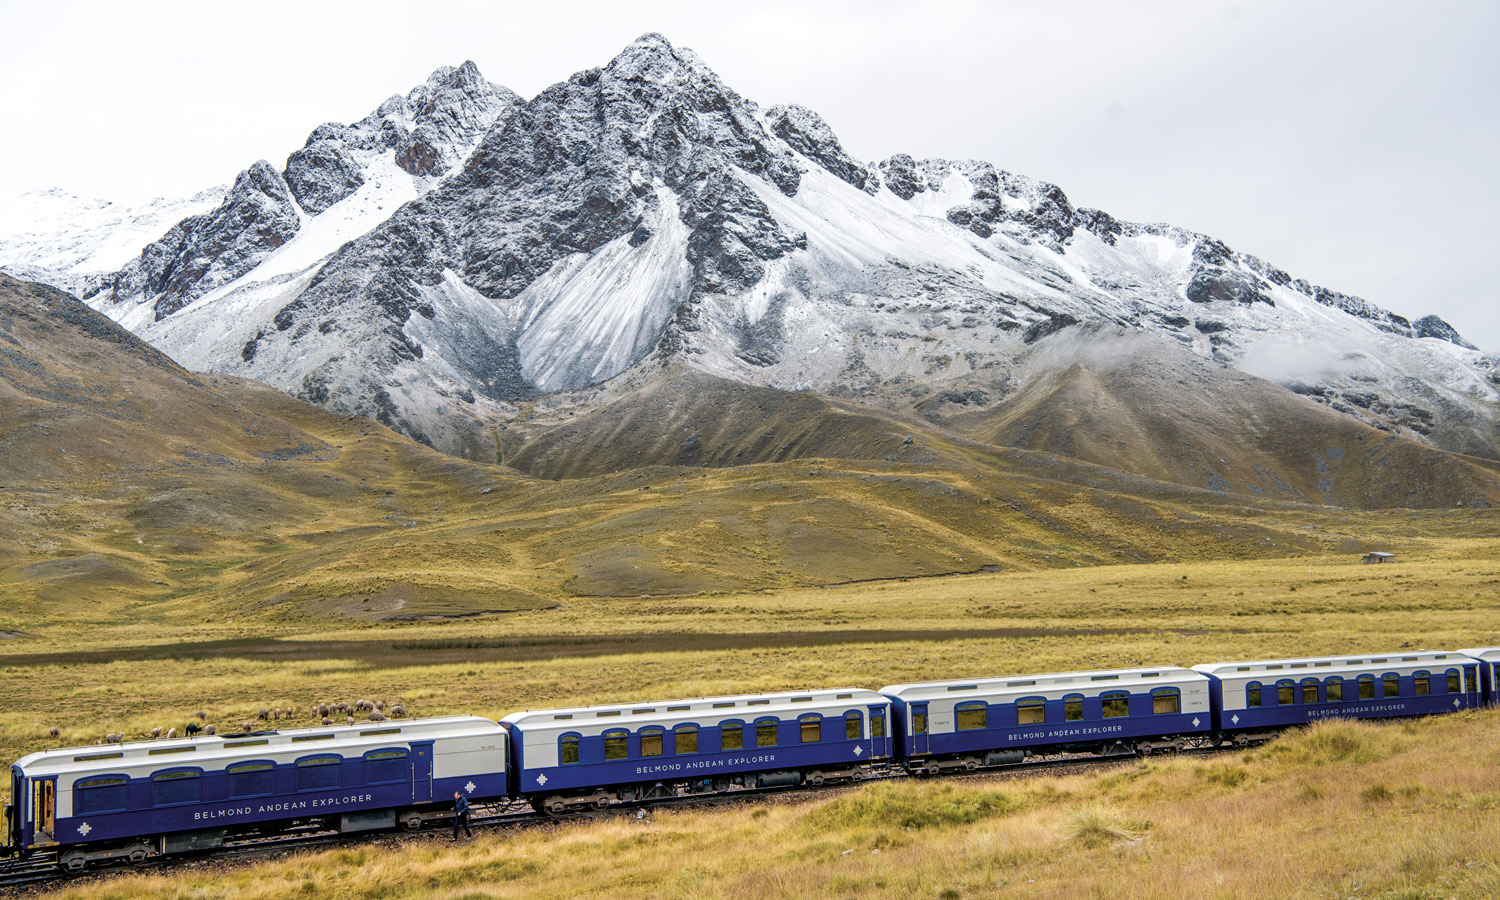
[58, 850, 88, 873]
[806, 772, 826, 786]
[126, 844, 150, 865]
[593, 796, 611, 810]
[545, 797, 568, 815]
[401, 811, 424, 832]
[923, 762, 942, 776]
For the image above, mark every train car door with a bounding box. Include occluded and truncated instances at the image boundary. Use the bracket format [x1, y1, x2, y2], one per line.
[34, 778, 55, 843]
[1464, 664, 1480, 707]
[411, 742, 434, 803]
[911, 703, 929, 755]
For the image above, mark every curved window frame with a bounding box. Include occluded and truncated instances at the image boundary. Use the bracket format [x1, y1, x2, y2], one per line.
[1101, 691, 1130, 719]
[1412, 670, 1430, 696]
[295, 755, 342, 792]
[1382, 673, 1401, 699]
[1246, 682, 1263, 708]
[1016, 696, 1047, 726]
[1151, 687, 1181, 715]
[559, 732, 582, 765]
[844, 711, 863, 740]
[1445, 668, 1461, 694]
[1276, 679, 1296, 706]
[674, 724, 699, 755]
[720, 719, 746, 752]
[603, 729, 629, 761]
[1325, 676, 1344, 703]
[151, 767, 202, 806]
[640, 727, 666, 758]
[364, 748, 409, 785]
[227, 761, 276, 799]
[799, 714, 822, 744]
[755, 717, 779, 748]
[956, 700, 990, 730]
[75, 775, 129, 814]
[1301, 677, 1320, 704]
[1064, 694, 1085, 721]
[1358, 674, 1376, 700]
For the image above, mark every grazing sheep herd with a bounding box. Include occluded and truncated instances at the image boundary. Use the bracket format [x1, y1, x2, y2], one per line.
[48, 698, 413, 746]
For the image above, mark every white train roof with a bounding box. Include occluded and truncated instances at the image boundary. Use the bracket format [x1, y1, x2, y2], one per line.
[1193, 651, 1468, 681]
[502, 688, 888, 734]
[15, 715, 503, 779]
[1456, 647, 1500, 662]
[881, 666, 1207, 702]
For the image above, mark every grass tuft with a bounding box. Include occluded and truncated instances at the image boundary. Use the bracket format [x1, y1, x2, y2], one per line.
[1063, 802, 1150, 849]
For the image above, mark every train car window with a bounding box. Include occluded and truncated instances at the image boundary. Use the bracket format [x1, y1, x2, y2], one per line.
[1446, 671, 1460, 693]
[721, 721, 745, 751]
[1065, 697, 1084, 721]
[1301, 680, 1319, 704]
[151, 770, 201, 806]
[1359, 676, 1375, 700]
[1326, 679, 1343, 702]
[1383, 675, 1400, 698]
[1016, 699, 1045, 725]
[756, 718, 779, 748]
[75, 776, 128, 814]
[1277, 682, 1295, 705]
[560, 734, 581, 765]
[1151, 689, 1180, 715]
[1246, 684, 1262, 707]
[365, 749, 409, 784]
[1466, 670, 1477, 693]
[227, 763, 274, 798]
[956, 701, 989, 730]
[675, 725, 698, 755]
[871, 712, 886, 738]
[1101, 692, 1129, 718]
[640, 728, 665, 757]
[603, 730, 629, 761]
[799, 714, 821, 743]
[912, 712, 927, 734]
[296, 757, 341, 792]
[1413, 674, 1429, 696]
[845, 712, 862, 740]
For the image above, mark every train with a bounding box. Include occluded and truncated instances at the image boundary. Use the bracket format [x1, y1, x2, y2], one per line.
[5, 646, 1497, 872]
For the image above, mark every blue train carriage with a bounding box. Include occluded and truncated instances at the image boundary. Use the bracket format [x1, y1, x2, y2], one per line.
[880, 666, 1212, 774]
[3, 715, 506, 871]
[501, 688, 893, 814]
[1455, 648, 1500, 706]
[1193, 650, 1481, 744]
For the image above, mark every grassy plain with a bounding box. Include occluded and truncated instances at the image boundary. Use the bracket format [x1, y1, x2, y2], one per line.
[4, 536, 1500, 898]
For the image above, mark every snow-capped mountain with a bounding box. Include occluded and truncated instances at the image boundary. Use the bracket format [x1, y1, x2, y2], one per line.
[7, 34, 1498, 468]
[0, 186, 225, 298]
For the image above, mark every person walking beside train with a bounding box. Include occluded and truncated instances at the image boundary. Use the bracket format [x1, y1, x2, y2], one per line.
[451, 791, 472, 841]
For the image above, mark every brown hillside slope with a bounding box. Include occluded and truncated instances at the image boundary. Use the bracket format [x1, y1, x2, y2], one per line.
[942, 328, 1500, 510]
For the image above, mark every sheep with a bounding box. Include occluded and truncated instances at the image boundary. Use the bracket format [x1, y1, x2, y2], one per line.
[194, 711, 207, 721]
[346, 716, 355, 726]
[321, 717, 331, 726]
[284, 707, 294, 718]
[150, 726, 162, 739]
[318, 703, 330, 717]
[203, 725, 216, 736]
[390, 705, 407, 718]
[185, 722, 202, 737]
[48, 727, 60, 738]
[240, 721, 254, 733]
[375, 701, 386, 711]
[104, 733, 122, 744]
[367, 711, 386, 722]
[271, 709, 281, 721]
[166, 727, 177, 739]
[257, 708, 270, 721]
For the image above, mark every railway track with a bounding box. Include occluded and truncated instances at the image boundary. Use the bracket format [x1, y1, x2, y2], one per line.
[0, 742, 1238, 894]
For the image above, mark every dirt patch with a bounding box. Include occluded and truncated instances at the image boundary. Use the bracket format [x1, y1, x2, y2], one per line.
[0, 626, 1186, 669]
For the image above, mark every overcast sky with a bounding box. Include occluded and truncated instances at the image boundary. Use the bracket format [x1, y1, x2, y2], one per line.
[2, 0, 1495, 349]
